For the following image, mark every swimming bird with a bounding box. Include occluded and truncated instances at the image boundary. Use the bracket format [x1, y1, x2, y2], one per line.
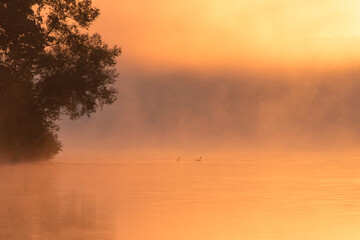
[195, 157, 202, 161]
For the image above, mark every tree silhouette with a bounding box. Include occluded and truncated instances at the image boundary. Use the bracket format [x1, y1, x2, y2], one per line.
[0, 0, 121, 162]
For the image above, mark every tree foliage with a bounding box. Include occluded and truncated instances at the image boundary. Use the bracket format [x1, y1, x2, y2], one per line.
[0, 0, 121, 162]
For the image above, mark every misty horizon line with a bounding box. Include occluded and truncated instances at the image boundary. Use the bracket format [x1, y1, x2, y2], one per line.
[58, 66, 360, 152]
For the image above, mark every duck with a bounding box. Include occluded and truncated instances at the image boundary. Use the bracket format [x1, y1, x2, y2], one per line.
[195, 156, 202, 161]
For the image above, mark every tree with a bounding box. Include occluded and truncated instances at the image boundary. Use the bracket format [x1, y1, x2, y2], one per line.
[0, 0, 121, 162]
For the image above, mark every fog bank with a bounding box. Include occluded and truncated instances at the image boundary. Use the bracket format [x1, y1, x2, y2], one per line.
[58, 66, 360, 154]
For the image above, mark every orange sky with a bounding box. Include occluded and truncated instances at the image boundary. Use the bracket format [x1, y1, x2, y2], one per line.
[58, 0, 360, 154]
[91, 0, 360, 71]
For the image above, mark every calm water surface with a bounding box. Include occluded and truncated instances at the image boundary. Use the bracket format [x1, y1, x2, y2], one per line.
[2, 153, 360, 240]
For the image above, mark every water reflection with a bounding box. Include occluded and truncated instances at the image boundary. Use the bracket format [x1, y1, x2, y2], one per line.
[1, 153, 360, 240]
[0, 163, 114, 240]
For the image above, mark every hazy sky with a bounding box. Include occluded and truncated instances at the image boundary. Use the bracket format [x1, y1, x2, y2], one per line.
[58, 0, 360, 156]
[90, 0, 360, 70]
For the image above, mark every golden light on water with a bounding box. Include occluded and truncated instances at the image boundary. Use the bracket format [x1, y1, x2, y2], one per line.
[4, 153, 360, 240]
[3, 1, 360, 240]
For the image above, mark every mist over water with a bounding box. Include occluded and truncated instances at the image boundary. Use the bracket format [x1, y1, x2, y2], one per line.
[53, 0, 360, 155]
[59, 65, 360, 154]
[4, 0, 360, 239]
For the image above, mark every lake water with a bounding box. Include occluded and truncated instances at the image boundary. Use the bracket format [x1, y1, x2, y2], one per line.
[2, 152, 360, 240]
